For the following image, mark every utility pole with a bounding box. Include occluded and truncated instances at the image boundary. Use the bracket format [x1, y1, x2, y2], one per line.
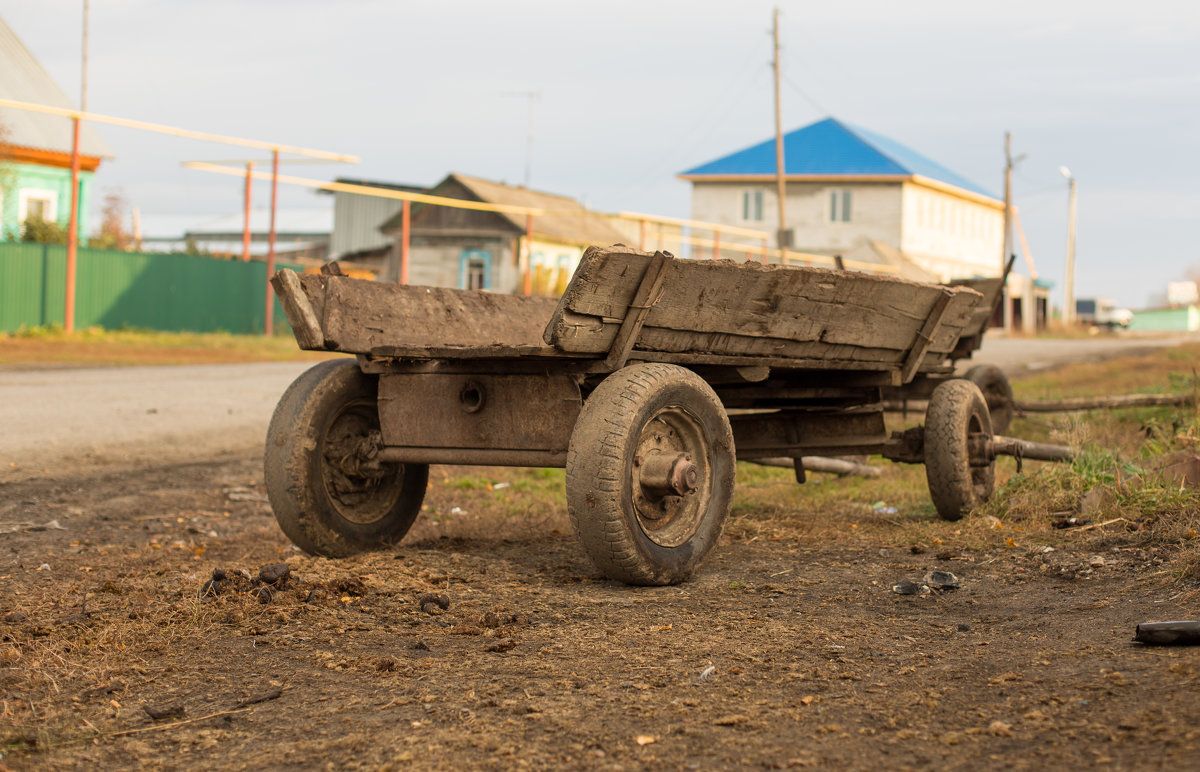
[1001, 132, 1013, 333]
[1060, 166, 1078, 326]
[65, 0, 89, 332]
[772, 7, 788, 263]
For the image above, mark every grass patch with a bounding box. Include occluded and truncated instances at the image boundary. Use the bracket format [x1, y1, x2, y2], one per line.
[0, 325, 332, 366]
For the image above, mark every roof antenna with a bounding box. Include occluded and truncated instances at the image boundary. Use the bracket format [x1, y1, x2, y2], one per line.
[504, 90, 540, 187]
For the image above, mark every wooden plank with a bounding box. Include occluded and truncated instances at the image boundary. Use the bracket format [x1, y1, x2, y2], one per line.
[544, 247, 983, 359]
[899, 289, 953, 383]
[604, 251, 671, 370]
[270, 270, 324, 349]
[285, 271, 559, 354]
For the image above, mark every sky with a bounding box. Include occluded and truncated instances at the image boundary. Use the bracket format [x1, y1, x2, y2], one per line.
[2, 0, 1197, 309]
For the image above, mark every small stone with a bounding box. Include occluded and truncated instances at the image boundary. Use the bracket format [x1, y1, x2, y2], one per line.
[956, 623, 972, 632]
[988, 720, 1013, 737]
[924, 570, 960, 591]
[3, 611, 28, 624]
[256, 586, 273, 604]
[479, 611, 502, 628]
[484, 638, 517, 653]
[1089, 555, 1107, 568]
[891, 581, 925, 596]
[212, 568, 228, 581]
[418, 593, 450, 614]
[258, 564, 292, 586]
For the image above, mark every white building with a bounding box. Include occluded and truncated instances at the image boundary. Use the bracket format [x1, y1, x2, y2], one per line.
[679, 118, 1047, 331]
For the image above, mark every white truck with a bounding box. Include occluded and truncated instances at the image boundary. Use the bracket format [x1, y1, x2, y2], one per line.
[1076, 297, 1133, 329]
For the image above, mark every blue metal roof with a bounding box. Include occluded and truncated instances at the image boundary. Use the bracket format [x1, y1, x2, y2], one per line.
[680, 118, 996, 199]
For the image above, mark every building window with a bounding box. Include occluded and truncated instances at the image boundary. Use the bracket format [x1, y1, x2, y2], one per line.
[830, 190, 851, 222]
[19, 189, 58, 225]
[741, 190, 763, 222]
[459, 248, 491, 290]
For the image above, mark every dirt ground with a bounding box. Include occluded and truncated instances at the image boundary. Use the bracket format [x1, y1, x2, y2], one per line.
[3, 440, 1199, 771]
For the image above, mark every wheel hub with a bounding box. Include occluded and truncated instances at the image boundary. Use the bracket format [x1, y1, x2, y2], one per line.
[638, 451, 699, 498]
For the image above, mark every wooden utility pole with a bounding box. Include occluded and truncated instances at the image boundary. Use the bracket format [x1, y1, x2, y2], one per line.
[1001, 132, 1014, 332]
[772, 8, 788, 263]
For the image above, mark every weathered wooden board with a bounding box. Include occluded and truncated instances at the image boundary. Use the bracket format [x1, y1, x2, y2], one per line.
[544, 248, 984, 364]
[948, 276, 1004, 341]
[273, 270, 558, 353]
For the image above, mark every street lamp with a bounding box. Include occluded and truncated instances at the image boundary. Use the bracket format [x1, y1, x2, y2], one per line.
[1059, 166, 1078, 326]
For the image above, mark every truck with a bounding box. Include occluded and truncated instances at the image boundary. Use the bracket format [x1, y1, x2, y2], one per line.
[1076, 297, 1133, 329]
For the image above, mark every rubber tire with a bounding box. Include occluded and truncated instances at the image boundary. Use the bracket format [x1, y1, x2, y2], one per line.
[566, 363, 735, 586]
[925, 378, 995, 521]
[264, 359, 428, 557]
[964, 364, 1014, 434]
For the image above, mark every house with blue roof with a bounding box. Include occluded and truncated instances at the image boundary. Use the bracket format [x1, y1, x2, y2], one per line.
[679, 118, 1008, 284]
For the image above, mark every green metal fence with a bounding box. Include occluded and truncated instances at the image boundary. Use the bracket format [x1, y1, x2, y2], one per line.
[0, 243, 300, 335]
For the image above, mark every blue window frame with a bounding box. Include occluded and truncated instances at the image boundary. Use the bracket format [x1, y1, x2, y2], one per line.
[459, 249, 491, 290]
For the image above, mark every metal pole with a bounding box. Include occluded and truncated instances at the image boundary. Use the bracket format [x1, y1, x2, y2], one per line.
[1002, 132, 1013, 332]
[772, 7, 788, 261]
[65, 118, 81, 332]
[522, 214, 533, 296]
[64, 0, 89, 332]
[242, 162, 252, 261]
[400, 199, 411, 285]
[1064, 176, 1078, 326]
[264, 148, 279, 335]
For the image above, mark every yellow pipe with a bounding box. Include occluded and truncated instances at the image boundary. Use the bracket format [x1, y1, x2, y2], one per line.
[184, 162, 546, 216]
[0, 97, 358, 162]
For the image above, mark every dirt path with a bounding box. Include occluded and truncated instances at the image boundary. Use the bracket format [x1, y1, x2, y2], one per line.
[2, 451, 1198, 770]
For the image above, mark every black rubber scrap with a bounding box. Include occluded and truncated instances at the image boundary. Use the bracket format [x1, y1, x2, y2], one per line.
[1135, 620, 1200, 645]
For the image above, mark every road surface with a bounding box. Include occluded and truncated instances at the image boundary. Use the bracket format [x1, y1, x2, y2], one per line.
[1, 334, 1194, 481]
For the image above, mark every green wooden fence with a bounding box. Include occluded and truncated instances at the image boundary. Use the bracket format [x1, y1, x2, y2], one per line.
[0, 243, 300, 335]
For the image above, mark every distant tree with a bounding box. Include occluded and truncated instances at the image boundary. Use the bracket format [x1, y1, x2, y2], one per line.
[90, 189, 134, 251]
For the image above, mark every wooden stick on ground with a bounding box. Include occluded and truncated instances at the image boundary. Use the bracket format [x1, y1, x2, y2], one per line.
[107, 707, 251, 739]
[748, 456, 883, 478]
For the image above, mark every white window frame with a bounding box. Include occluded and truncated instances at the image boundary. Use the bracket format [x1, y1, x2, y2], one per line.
[829, 189, 852, 223]
[741, 189, 764, 222]
[19, 188, 59, 224]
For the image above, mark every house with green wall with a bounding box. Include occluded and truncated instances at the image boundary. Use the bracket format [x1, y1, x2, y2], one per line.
[0, 15, 113, 241]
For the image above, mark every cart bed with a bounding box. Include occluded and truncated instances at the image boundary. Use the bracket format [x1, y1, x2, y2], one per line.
[273, 246, 985, 383]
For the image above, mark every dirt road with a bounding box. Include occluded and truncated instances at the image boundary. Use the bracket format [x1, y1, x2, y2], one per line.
[2, 340, 1199, 769]
[3, 335, 1192, 483]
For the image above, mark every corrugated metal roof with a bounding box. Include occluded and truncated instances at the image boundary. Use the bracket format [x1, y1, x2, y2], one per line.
[382, 173, 629, 248]
[0, 15, 113, 158]
[680, 118, 994, 200]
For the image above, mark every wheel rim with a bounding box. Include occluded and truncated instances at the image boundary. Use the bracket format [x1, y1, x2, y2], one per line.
[631, 405, 711, 548]
[319, 398, 405, 525]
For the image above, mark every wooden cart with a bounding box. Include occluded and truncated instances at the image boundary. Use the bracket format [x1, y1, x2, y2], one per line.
[266, 246, 1028, 586]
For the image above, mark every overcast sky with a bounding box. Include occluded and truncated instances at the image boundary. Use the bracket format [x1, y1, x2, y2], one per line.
[3, 0, 1197, 308]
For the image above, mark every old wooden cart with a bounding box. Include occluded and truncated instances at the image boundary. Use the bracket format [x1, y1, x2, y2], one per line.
[266, 246, 1028, 586]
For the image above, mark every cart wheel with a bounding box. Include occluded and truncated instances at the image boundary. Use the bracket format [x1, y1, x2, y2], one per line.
[964, 364, 1014, 434]
[566, 363, 735, 586]
[925, 379, 995, 521]
[264, 359, 428, 557]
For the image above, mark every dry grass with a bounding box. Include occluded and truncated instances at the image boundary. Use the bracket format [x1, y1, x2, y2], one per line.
[0, 326, 333, 367]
